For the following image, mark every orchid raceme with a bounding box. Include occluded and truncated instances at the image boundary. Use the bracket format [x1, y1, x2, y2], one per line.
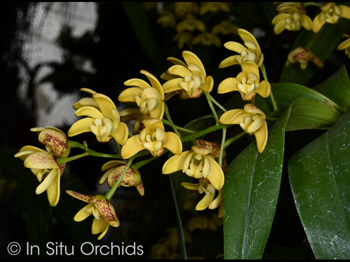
[121, 118, 182, 158]
[286, 47, 323, 69]
[15, 146, 65, 207]
[176, 14, 206, 33]
[99, 160, 145, 196]
[162, 50, 214, 99]
[218, 61, 271, 101]
[162, 144, 224, 191]
[66, 190, 119, 240]
[68, 88, 128, 145]
[181, 178, 223, 218]
[219, 104, 268, 153]
[199, 2, 229, 15]
[271, 6, 312, 35]
[30, 127, 71, 158]
[118, 70, 165, 120]
[337, 34, 350, 59]
[312, 2, 350, 33]
[218, 28, 264, 68]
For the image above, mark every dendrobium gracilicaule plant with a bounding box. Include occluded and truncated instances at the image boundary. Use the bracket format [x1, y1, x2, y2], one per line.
[14, 2, 350, 259]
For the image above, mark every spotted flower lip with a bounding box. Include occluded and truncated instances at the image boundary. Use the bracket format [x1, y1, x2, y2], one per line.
[218, 28, 264, 68]
[286, 47, 323, 70]
[181, 178, 223, 217]
[66, 190, 119, 240]
[118, 70, 165, 120]
[68, 88, 129, 145]
[219, 104, 268, 153]
[161, 50, 214, 99]
[313, 2, 350, 33]
[121, 118, 182, 159]
[271, 6, 312, 35]
[99, 160, 145, 196]
[218, 61, 271, 101]
[15, 146, 64, 207]
[162, 144, 224, 190]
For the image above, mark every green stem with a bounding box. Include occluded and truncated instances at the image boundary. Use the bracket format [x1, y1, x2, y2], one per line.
[204, 92, 219, 124]
[223, 131, 246, 149]
[132, 155, 160, 170]
[219, 127, 227, 168]
[164, 102, 181, 137]
[260, 64, 279, 112]
[56, 152, 87, 165]
[210, 94, 227, 112]
[163, 119, 197, 134]
[181, 124, 229, 142]
[266, 116, 279, 121]
[303, 2, 321, 7]
[68, 140, 121, 158]
[105, 158, 134, 201]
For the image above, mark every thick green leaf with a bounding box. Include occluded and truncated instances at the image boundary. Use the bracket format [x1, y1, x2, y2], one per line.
[223, 106, 291, 259]
[286, 97, 342, 131]
[288, 106, 350, 259]
[313, 65, 350, 112]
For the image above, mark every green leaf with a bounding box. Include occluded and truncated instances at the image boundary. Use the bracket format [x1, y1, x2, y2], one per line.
[223, 106, 291, 259]
[288, 106, 350, 259]
[313, 65, 350, 112]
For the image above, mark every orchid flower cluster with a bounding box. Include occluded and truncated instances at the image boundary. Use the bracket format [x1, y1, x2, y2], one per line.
[14, 26, 275, 240]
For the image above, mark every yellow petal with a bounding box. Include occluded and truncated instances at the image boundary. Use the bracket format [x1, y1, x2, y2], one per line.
[274, 19, 286, 35]
[118, 87, 143, 102]
[312, 14, 326, 33]
[73, 97, 99, 110]
[121, 135, 144, 159]
[35, 168, 58, 195]
[207, 157, 225, 190]
[95, 198, 120, 227]
[92, 93, 117, 120]
[218, 55, 240, 68]
[167, 56, 187, 67]
[244, 103, 265, 115]
[14, 146, 45, 160]
[201, 76, 214, 93]
[101, 160, 126, 172]
[136, 182, 145, 196]
[75, 106, 104, 119]
[209, 189, 223, 210]
[24, 152, 58, 169]
[182, 50, 206, 77]
[99, 168, 113, 184]
[196, 191, 215, 211]
[167, 65, 193, 78]
[162, 78, 183, 93]
[219, 109, 247, 125]
[241, 61, 259, 76]
[68, 118, 95, 137]
[80, 87, 97, 95]
[92, 217, 109, 234]
[238, 28, 261, 54]
[149, 101, 164, 119]
[181, 182, 199, 190]
[162, 151, 191, 174]
[97, 223, 109, 240]
[224, 41, 248, 54]
[46, 169, 60, 206]
[301, 14, 313, 30]
[218, 77, 240, 94]
[162, 132, 183, 155]
[337, 38, 350, 50]
[254, 80, 271, 98]
[141, 70, 165, 100]
[124, 78, 151, 90]
[254, 121, 268, 153]
[111, 122, 129, 146]
[246, 116, 265, 133]
[66, 190, 97, 203]
[74, 203, 93, 222]
[339, 5, 350, 20]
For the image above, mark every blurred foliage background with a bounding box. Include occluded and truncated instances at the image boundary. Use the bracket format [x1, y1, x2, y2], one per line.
[1, 2, 350, 259]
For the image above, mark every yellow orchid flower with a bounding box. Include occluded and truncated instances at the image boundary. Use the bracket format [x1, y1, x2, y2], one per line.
[219, 104, 268, 153]
[192, 31, 221, 48]
[15, 146, 64, 207]
[272, 6, 312, 35]
[218, 61, 271, 101]
[275, 2, 305, 12]
[121, 118, 182, 158]
[173, 31, 193, 50]
[174, 2, 199, 17]
[66, 190, 119, 240]
[162, 144, 224, 190]
[99, 160, 145, 196]
[286, 47, 323, 70]
[68, 88, 128, 145]
[162, 50, 214, 99]
[119, 107, 150, 134]
[176, 14, 206, 33]
[118, 70, 165, 120]
[199, 2, 230, 15]
[182, 178, 223, 217]
[337, 34, 350, 59]
[212, 20, 238, 35]
[313, 2, 350, 33]
[157, 11, 176, 28]
[219, 28, 264, 68]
